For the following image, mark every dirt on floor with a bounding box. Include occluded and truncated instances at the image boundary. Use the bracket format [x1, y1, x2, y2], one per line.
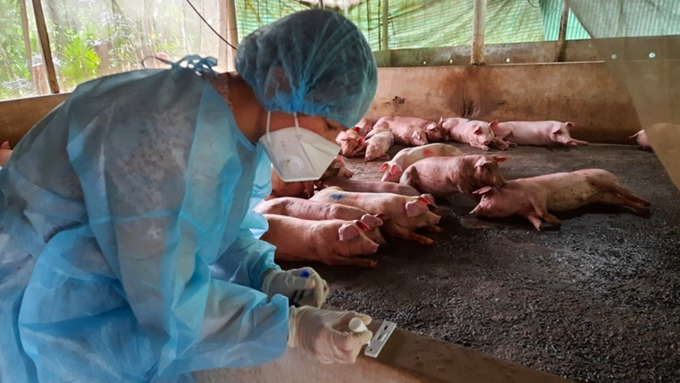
[288, 144, 680, 383]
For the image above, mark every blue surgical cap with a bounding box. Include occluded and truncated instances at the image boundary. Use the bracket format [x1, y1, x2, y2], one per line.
[235, 9, 378, 128]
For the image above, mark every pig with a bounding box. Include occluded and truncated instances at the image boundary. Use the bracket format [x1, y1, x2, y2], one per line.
[336, 128, 366, 157]
[364, 126, 394, 162]
[399, 155, 509, 198]
[441, 118, 512, 151]
[0, 141, 12, 167]
[354, 118, 374, 136]
[311, 187, 441, 245]
[254, 197, 387, 245]
[321, 156, 355, 179]
[318, 176, 423, 197]
[631, 129, 652, 150]
[261, 214, 380, 267]
[380, 143, 464, 183]
[492, 121, 588, 147]
[268, 166, 315, 200]
[470, 169, 651, 231]
[268, 157, 351, 200]
[374, 116, 440, 146]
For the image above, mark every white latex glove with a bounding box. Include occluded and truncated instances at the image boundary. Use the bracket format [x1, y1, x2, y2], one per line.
[261, 267, 329, 308]
[288, 306, 373, 364]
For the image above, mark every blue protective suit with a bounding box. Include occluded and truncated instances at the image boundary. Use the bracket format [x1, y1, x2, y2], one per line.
[0, 58, 289, 383]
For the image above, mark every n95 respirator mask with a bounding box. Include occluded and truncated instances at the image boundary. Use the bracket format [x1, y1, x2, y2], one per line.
[259, 112, 341, 182]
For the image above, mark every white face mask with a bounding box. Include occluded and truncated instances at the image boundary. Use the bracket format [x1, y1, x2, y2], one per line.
[259, 112, 341, 182]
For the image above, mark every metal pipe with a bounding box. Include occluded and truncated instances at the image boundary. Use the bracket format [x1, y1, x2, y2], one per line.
[554, 0, 570, 62]
[218, 0, 228, 72]
[471, 0, 486, 65]
[226, 0, 238, 72]
[31, 0, 59, 93]
[380, 0, 389, 51]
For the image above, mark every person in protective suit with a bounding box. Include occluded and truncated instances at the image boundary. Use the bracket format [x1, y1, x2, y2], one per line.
[0, 9, 377, 383]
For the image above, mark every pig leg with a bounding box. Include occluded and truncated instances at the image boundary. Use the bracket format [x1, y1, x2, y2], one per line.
[326, 254, 378, 268]
[524, 213, 544, 231]
[490, 137, 510, 151]
[386, 224, 434, 245]
[530, 198, 561, 230]
[610, 184, 651, 206]
[589, 192, 651, 215]
[566, 139, 589, 146]
[423, 225, 442, 233]
[587, 175, 651, 206]
[471, 142, 490, 151]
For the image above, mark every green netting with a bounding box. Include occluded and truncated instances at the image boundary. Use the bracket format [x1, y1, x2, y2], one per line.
[234, 0, 586, 51]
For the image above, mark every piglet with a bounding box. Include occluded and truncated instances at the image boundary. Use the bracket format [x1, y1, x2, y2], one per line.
[254, 197, 387, 245]
[400, 155, 508, 198]
[262, 214, 380, 267]
[441, 118, 511, 151]
[321, 156, 355, 179]
[470, 169, 651, 231]
[268, 166, 315, 200]
[311, 187, 441, 245]
[380, 143, 464, 183]
[492, 121, 588, 147]
[0, 141, 12, 167]
[336, 128, 366, 157]
[364, 126, 394, 162]
[631, 129, 652, 150]
[374, 116, 440, 146]
[354, 118, 374, 136]
[318, 176, 423, 197]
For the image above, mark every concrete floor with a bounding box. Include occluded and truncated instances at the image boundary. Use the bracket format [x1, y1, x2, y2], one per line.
[287, 144, 680, 383]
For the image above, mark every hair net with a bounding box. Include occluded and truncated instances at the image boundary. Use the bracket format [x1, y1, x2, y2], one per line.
[235, 9, 378, 128]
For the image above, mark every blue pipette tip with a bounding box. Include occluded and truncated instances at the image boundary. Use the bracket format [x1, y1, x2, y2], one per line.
[300, 270, 310, 278]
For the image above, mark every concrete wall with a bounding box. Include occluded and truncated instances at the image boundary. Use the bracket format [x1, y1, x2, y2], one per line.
[367, 62, 640, 144]
[195, 321, 574, 383]
[0, 63, 638, 145]
[0, 94, 68, 146]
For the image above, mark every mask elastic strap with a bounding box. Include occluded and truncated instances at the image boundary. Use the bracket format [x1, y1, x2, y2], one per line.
[265, 111, 274, 146]
[293, 113, 301, 134]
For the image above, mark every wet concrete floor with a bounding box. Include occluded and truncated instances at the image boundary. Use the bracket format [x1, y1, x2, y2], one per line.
[304, 144, 679, 383]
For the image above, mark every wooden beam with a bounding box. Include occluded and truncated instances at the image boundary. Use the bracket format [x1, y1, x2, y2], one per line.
[380, 0, 389, 51]
[31, 0, 59, 93]
[554, 0, 570, 62]
[226, 0, 238, 72]
[471, 0, 486, 65]
[19, 0, 34, 90]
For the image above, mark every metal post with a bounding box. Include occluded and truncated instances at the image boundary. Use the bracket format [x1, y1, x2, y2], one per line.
[471, 0, 486, 65]
[218, 0, 228, 72]
[554, 0, 570, 62]
[226, 0, 238, 72]
[380, 0, 389, 51]
[31, 0, 59, 93]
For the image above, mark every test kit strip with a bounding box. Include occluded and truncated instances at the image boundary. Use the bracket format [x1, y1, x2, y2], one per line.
[364, 321, 397, 358]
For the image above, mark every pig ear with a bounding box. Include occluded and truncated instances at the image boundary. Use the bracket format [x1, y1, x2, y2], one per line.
[474, 126, 483, 135]
[359, 137, 366, 144]
[338, 224, 360, 241]
[489, 120, 499, 129]
[411, 130, 421, 139]
[352, 127, 361, 132]
[390, 164, 402, 175]
[426, 123, 436, 131]
[360, 214, 383, 228]
[332, 159, 342, 169]
[566, 122, 575, 130]
[405, 200, 428, 217]
[0, 141, 10, 149]
[379, 162, 389, 172]
[551, 126, 563, 134]
[421, 194, 436, 205]
[377, 213, 390, 222]
[492, 155, 510, 163]
[473, 186, 494, 195]
[475, 157, 491, 168]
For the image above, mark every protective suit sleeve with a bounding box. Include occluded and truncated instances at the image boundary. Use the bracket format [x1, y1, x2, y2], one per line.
[65, 69, 289, 376]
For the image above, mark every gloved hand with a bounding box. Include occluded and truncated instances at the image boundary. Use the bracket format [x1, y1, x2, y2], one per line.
[288, 306, 373, 364]
[261, 267, 329, 308]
